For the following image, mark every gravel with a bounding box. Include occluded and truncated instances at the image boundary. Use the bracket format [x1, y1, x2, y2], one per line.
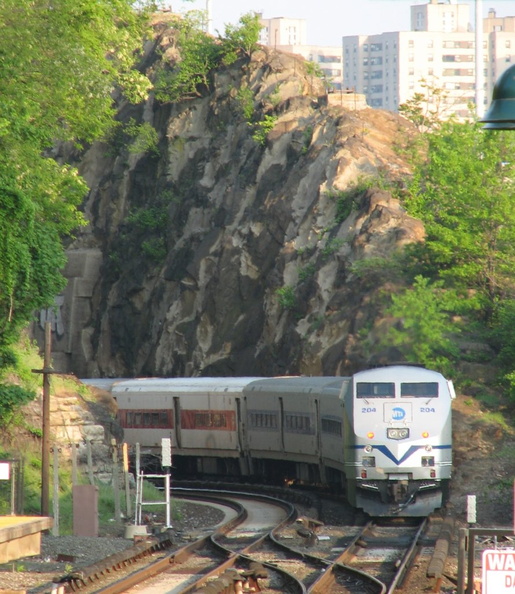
[0, 501, 225, 593]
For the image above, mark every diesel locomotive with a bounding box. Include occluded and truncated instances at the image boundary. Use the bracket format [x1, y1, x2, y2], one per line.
[91, 364, 454, 516]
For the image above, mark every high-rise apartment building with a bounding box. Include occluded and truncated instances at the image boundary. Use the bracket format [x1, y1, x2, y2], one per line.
[342, 1, 515, 118]
[258, 15, 343, 89]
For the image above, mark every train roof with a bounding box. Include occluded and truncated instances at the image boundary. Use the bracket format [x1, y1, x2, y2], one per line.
[353, 365, 446, 381]
[245, 376, 350, 394]
[80, 378, 127, 391]
[110, 377, 265, 394]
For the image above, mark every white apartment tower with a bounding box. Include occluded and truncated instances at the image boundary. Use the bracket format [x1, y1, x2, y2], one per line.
[259, 15, 343, 89]
[342, 1, 515, 118]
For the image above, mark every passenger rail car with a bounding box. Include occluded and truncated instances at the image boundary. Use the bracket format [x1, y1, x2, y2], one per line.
[94, 365, 454, 517]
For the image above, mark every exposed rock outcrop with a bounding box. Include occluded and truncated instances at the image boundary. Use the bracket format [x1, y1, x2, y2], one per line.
[32, 21, 421, 378]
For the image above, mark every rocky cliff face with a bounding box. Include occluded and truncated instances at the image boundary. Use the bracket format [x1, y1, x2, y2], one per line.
[33, 21, 423, 378]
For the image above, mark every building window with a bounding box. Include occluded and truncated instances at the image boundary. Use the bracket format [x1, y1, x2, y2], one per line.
[506, 40, 511, 49]
[408, 40, 414, 48]
[363, 43, 368, 51]
[370, 43, 383, 51]
[428, 40, 434, 48]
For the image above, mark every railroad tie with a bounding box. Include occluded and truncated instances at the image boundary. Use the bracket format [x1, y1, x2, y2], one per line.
[427, 516, 455, 579]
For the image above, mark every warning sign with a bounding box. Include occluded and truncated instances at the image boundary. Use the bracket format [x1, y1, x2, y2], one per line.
[482, 550, 515, 592]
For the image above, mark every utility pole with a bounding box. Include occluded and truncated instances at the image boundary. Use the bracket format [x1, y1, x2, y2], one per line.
[206, 0, 213, 35]
[32, 321, 58, 516]
[475, 0, 485, 118]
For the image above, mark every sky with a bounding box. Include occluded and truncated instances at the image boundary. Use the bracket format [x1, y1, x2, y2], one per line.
[174, 0, 515, 46]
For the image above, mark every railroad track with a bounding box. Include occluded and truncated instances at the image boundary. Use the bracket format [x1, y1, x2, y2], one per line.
[51, 489, 447, 594]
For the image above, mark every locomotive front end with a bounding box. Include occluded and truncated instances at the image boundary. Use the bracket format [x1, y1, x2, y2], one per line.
[344, 365, 454, 516]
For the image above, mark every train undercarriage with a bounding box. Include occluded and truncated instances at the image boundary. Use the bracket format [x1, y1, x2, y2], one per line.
[354, 478, 448, 517]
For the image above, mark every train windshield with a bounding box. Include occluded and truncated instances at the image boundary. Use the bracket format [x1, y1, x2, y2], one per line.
[356, 382, 395, 398]
[401, 382, 439, 398]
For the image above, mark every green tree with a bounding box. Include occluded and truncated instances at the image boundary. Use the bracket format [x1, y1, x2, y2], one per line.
[403, 121, 515, 320]
[398, 78, 451, 132]
[154, 11, 222, 102]
[381, 276, 458, 373]
[221, 12, 262, 62]
[155, 11, 262, 103]
[0, 0, 153, 365]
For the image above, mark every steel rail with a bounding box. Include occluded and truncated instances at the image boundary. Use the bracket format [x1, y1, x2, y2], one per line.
[386, 517, 428, 593]
[58, 494, 246, 593]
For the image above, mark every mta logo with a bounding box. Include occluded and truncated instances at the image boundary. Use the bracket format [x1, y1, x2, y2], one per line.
[392, 407, 406, 421]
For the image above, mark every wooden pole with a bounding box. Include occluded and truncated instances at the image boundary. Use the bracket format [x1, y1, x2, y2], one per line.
[41, 322, 52, 516]
[32, 321, 61, 518]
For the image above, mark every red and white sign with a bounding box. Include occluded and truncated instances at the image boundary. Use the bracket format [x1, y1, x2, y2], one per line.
[482, 550, 515, 592]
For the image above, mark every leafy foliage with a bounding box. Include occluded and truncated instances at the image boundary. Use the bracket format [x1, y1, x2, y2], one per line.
[0, 0, 153, 364]
[252, 115, 278, 145]
[402, 121, 515, 317]
[380, 276, 459, 374]
[398, 78, 450, 132]
[0, 384, 35, 426]
[236, 86, 255, 122]
[221, 12, 262, 61]
[155, 11, 261, 103]
[112, 192, 172, 266]
[154, 11, 222, 102]
[276, 286, 297, 310]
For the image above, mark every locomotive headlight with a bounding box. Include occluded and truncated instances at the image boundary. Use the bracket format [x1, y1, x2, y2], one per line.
[362, 456, 376, 467]
[367, 432, 375, 439]
[387, 427, 410, 440]
[422, 456, 435, 467]
[422, 431, 429, 438]
[364, 445, 373, 453]
[425, 445, 433, 452]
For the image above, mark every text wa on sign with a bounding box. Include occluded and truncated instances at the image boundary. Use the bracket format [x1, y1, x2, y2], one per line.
[482, 550, 515, 593]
